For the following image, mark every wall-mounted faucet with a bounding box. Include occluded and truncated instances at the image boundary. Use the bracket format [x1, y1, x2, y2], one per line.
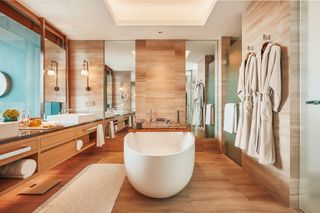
[61, 108, 72, 114]
[149, 109, 153, 123]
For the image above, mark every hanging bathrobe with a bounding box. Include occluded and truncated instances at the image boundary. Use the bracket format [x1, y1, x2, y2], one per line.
[235, 54, 257, 150]
[248, 42, 282, 165]
[192, 82, 205, 126]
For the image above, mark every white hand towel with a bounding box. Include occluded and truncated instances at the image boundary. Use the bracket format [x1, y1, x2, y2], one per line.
[96, 124, 105, 147]
[0, 159, 37, 179]
[109, 121, 115, 139]
[76, 139, 83, 151]
[205, 104, 214, 125]
[223, 103, 238, 134]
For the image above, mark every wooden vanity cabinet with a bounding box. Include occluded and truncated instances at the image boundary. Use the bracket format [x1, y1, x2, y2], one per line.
[0, 120, 102, 195]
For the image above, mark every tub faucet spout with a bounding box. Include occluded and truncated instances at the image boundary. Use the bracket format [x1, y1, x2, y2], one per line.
[149, 109, 153, 123]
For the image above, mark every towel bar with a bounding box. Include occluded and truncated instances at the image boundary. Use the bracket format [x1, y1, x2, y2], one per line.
[86, 126, 97, 133]
[0, 146, 32, 160]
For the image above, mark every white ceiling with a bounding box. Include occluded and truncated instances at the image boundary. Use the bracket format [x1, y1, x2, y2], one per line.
[18, 0, 250, 40]
[105, 41, 136, 81]
[104, 0, 217, 26]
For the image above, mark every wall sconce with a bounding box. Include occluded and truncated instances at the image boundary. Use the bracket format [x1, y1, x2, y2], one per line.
[80, 60, 90, 91]
[119, 82, 128, 100]
[47, 60, 59, 91]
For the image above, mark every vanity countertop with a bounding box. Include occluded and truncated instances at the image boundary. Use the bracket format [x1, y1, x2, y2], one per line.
[0, 119, 103, 145]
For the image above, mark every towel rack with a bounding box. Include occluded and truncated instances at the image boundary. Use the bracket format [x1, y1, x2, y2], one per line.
[86, 126, 97, 133]
[0, 146, 31, 160]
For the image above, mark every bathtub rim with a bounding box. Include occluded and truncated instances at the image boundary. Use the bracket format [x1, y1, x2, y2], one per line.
[124, 132, 195, 157]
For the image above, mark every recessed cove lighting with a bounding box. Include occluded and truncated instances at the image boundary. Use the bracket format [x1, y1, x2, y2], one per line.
[104, 0, 218, 26]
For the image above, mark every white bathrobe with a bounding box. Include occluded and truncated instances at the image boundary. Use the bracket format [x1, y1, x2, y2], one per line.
[248, 43, 282, 165]
[192, 82, 205, 126]
[235, 54, 257, 150]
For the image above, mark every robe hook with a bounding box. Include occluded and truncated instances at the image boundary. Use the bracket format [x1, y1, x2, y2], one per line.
[263, 34, 271, 40]
[247, 46, 254, 51]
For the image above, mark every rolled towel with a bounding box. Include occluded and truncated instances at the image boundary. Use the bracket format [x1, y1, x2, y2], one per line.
[76, 139, 84, 151]
[0, 159, 37, 179]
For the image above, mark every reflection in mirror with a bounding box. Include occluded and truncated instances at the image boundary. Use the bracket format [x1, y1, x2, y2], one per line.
[186, 41, 218, 138]
[44, 39, 67, 116]
[0, 12, 41, 121]
[104, 41, 135, 118]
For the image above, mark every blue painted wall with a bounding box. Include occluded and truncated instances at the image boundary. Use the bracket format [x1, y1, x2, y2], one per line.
[0, 13, 41, 119]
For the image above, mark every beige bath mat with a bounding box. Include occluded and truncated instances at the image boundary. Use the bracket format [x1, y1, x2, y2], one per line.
[34, 164, 126, 213]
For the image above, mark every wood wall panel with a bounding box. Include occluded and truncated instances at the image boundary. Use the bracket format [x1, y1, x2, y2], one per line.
[241, 1, 300, 207]
[135, 40, 186, 125]
[69, 40, 104, 118]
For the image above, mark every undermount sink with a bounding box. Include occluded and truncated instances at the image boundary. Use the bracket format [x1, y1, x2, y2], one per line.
[47, 113, 96, 125]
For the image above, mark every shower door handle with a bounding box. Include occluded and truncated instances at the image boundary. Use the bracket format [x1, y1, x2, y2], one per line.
[306, 100, 320, 105]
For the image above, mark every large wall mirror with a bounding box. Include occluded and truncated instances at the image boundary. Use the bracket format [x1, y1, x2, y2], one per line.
[0, 12, 41, 120]
[104, 41, 135, 118]
[44, 39, 67, 116]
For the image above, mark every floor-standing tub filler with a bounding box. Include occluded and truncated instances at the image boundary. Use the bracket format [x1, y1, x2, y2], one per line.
[124, 132, 195, 198]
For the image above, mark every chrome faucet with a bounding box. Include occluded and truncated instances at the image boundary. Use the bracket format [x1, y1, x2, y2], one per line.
[149, 109, 153, 123]
[61, 108, 72, 114]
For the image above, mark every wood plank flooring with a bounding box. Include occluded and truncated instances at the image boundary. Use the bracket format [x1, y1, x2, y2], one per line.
[0, 138, 297, 213]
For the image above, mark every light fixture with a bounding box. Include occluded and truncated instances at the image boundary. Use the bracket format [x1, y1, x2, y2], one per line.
[47, 60, 59, 91]
[185, 50, 191, 59]
[81, 60, 90, 91]
[119, 82, 128, 100]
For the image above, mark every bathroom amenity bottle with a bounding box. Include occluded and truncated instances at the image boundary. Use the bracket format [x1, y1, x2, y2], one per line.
[19, 110, 27, 127]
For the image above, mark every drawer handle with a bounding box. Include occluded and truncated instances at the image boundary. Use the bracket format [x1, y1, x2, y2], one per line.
[0, 146, 32, 160]
[86, 126, 97, 132]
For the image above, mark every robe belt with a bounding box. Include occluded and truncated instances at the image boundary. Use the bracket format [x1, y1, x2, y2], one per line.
[243, 95, 253, 101]
[255, 91, 271, 102]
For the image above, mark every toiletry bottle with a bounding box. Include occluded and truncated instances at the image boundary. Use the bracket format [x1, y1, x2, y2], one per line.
[19, 110, 27, 127]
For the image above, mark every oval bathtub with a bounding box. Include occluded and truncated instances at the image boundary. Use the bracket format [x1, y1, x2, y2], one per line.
[124, 132, 195, 198]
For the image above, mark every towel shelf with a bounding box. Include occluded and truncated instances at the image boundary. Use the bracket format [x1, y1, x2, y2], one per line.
[0, 146, 31, 161]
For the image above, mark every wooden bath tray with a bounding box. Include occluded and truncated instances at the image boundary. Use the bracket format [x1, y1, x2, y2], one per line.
[129, 127, 189, 132]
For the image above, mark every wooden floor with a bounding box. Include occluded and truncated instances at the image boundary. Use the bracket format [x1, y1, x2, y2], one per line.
[0, 138, 297, 213]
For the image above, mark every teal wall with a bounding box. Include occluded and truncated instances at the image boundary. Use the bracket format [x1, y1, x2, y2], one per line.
[0, 13, 41, 119]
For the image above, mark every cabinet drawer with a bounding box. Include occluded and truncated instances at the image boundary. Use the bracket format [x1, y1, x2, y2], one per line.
[78, 123, 99, 135]
[0, 139, 38, 167]
[39, 140, 76, 171]
[40, 129, 76, 149]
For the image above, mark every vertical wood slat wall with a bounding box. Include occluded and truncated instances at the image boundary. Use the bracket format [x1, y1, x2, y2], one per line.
[135, 40, 186, 125]
[241, 1, 300, 207]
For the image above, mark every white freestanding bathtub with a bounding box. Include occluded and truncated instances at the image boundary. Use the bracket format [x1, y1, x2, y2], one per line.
[124, 132, 195, 198]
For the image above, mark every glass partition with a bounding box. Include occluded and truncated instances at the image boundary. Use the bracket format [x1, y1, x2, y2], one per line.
[299, 1, 320, 212]
[224, 38, 242, 165]
[104, 41, 135, 117]
[186, 40, 218, 138]
[0, 12, 41, 120]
